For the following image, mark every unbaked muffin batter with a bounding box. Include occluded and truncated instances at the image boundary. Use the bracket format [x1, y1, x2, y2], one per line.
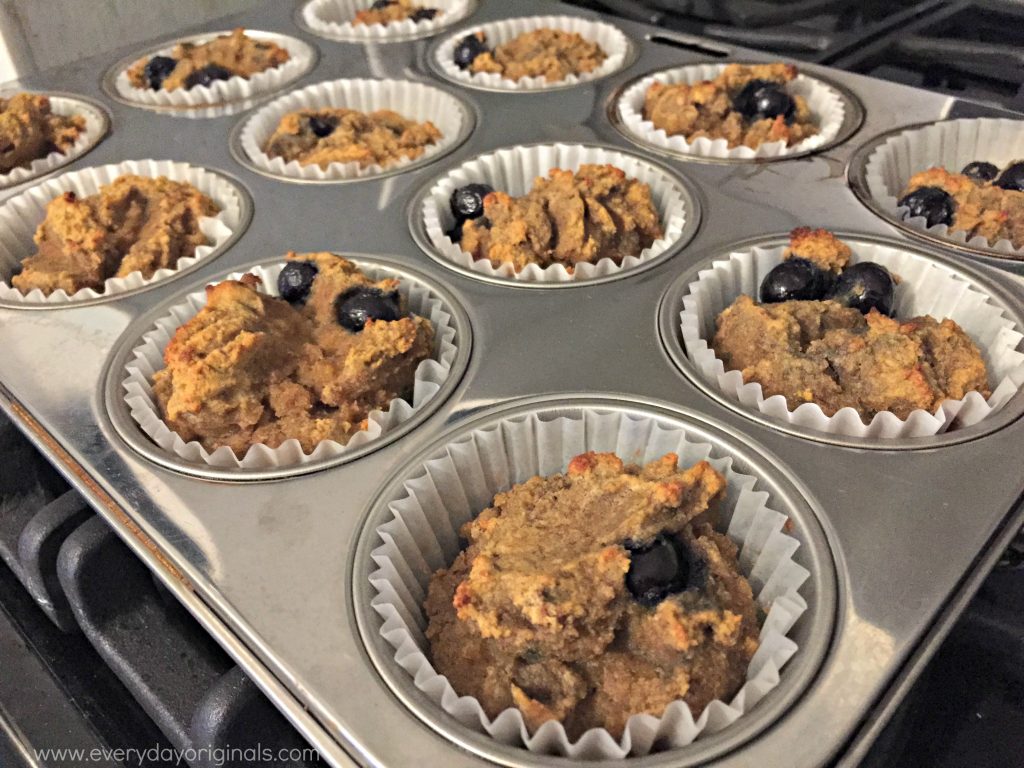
[353, 0, 440, 25]
[469, 29, 607, 82]
[0, 93, 85, 174]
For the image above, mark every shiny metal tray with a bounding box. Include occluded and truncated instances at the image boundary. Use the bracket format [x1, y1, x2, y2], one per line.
[0, 1, 1022, 766]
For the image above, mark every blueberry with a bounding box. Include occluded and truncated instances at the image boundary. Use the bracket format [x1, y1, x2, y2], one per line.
[897, 186, 955, 228]
[277, 262, 319, 304]
[308, 115, 335, 138]
[961, 161, 999, 183]
[335, 286, 402, 331]
[995, 161, 1024, 192]
[625, 534, 698, 607]
[827, 262, 895, 316]
[183, 64, 233, 89]
[445, 220, 463, 243]
[453, 33, 488, 70]
[759, 258, 832, 304]
[411, 8, 438, 20]
[449, 183, 493, 221]
[144, 56, 177, 90]
[732, 79, 795, 122]
[370, 0, 394, 8]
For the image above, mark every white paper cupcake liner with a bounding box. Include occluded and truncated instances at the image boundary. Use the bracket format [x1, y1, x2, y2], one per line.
[0, 96, 108, 189]
[301, 0, 474, 42]
[239, 78, 469, 181]
[114, 31, 314, 109]
[122, 261, 459, 470]
[616, 63, 845, 160]
[423, 143, 689, 283]
[864, 118, 1024, 255]
[368, 409, 809, 758]
[680, 242, 1024, 439]
[434, 15, 630, 91]
[0, 160, 243, 305]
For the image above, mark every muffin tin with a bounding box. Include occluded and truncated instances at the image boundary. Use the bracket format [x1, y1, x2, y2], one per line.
[0, 1, 1022, 767]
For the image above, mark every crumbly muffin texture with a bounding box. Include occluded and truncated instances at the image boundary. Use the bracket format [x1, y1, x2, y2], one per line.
[153, 253, 435, 456]
[12, 175, 218, 296]
[353, 0, 440, 26]
[262, 108, 441, 170]
[425, 451, 760, 738]
[0, 93, 85, 174]
[469, 29, 607, 83]
[642, 63, 818, 150]
[460, 164, 663, 272]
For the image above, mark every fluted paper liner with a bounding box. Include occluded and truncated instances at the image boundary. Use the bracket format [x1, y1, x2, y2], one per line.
[240, 78, 469, 181]
[114, 31, 314, 109]
[434, 15, 630, 91]
[122, 261, 459, 470]
[0, 96, 107, 188]
[368, 409, 809, 758]
[616, 63, 846, 160]
[301, 0, 474, 42]
[679, 242, 1024, 438]
[863, 118, 1024, 255]
[0, 160, 242, 305]
[422, 144, 689, 283]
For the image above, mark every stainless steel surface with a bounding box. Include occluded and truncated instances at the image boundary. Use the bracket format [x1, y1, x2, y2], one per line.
[607, 61, 866, 165]
[658, 231, 1024, 449]
[103, 255, 473, 481]
[352, 395, 838, 767]
[847, 123, 1024, 275]
[0, 1, 1021, 767]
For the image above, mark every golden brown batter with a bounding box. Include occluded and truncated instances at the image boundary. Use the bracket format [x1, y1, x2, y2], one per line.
[12, 175, 218, 296]
[460, 164, 663, 272]
[262, 108, 442, 170]
[426, 452, 759, 738]
[353, 0, 440, 25]
[468, 29, 607, 82]
[643, 63, 818, 150]
[153, 253, 435, 456]
[0, 93, 85, 174]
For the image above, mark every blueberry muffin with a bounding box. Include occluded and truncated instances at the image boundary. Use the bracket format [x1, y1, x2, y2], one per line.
[642, 63, 818, 150]
[711, 228, 991, 420]
[898, 161, 1024, 249]
[353, 0, 440, 25]
[426, 451, 759, 737]
[12, 176, 219, 296]
[0, 93, 85, 174]
[127, 28, 290, 92]
[262, 108, 441, 170]
[452, 29, 607, 83]
[449, 164, 663, 272]
[152, 253, 435, 455]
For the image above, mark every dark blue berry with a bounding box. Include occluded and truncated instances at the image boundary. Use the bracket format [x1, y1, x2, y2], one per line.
[144, 56, 177, 90]
[759, 258, 832, 304]
[732, 79, 795, 123]
[625, 534, 698, 607]
[335, 287, 402, 332]
[453, 33, 488, 70]
[827, 262, 895, 316]
[897, 186, 955, 228]
[449, 183, 493, 221]
[961, 161, 999, 183]
[995, 162, 1024, 192]
[411, 8, 438, 20]
[370, 0, 394, 8]
[277, 262, 319, 304]
[445, 220, 463, 243]
[184, 64, 233, 89]
[308, 115, 335, 138]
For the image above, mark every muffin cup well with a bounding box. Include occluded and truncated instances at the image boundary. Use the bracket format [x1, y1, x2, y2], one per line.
[0, 95, 109, 189]
[615, 63, 846, 160]
[121, 260, 461, 471]
[0, 160, 244, 306]
[433, 15, 631, 92]
[112, 30, 316, 110]
[367, 409, 809, 758]
[299, 0, 475, 42]
[237, 78, 473, 182]
[862, 118, 1024, 256]
[678, 242, 1024, 439]
[420, 143, 693, 284]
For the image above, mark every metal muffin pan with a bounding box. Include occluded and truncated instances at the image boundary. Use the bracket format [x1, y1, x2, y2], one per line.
[353, 396, 837, 767]
[658, 231, 1024, 449]
[0, 1, 1022, 767]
